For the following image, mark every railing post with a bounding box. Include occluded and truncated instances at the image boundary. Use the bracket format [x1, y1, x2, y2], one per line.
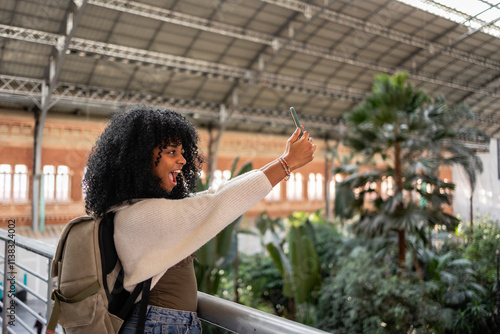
[2, 240, 13, 333]
[46, 258, 55, 322]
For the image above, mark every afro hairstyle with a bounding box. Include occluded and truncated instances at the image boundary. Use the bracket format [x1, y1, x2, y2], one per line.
[82, 104, 203, 216]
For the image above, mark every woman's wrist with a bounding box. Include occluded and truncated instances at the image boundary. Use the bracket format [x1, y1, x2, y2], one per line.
[280, 154, 297, 172]
[278, 156, 291, 181]
[260, 158, 290, 187]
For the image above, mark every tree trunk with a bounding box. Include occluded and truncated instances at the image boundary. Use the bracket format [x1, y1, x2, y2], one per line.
[412, 250, 423, 280]
[398, 229, 406, 273]
[234, 252, 239, 303]
[288, 297, 296, 321]
[470, 193, 474, 241]
[394, 136, 406, 271]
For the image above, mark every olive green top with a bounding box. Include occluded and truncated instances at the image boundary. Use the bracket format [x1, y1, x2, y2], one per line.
[148, 254, 197, 312]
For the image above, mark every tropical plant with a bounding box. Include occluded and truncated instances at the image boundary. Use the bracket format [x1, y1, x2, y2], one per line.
[310, 215, 345, 277]
[235, 253, 288, 316]
[418, 246, 494, 333]
[461, 216, 500, 332]
[338, 71, 485, 270]
[418, 248, 486, 304]
[464, 216, 500, 284]
[256, 211, 321, 323]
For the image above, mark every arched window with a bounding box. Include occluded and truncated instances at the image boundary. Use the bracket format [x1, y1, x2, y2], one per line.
[307, 173, 324, 200]
[308, 173, 315, 200]
[381, 176, 394, 199]
[212, 170, 222, 189]
[82, 166, 88, 200]
[56, 165, 70, 201]
[265, 182, 281, 201]
[0, 164, 12, 201]
[211, 170, 231, 189]
[329, 174, 343, 199]
[286, 172, 303, 200]
[315, 173, 323, 200]
[43, 165, 56, 201]
[329, 178, 335, 199]
[13, 164, 28, 202]
[44, 165, 71, 202]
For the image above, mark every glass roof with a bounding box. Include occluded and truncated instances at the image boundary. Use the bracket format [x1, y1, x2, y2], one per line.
[398, 0, 500, 37]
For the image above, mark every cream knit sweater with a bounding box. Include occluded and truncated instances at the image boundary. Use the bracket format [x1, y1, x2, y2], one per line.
[113, 169, 272, 292]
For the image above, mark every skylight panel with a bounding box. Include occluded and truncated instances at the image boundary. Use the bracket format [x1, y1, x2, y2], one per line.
[397, 0, 500, 38]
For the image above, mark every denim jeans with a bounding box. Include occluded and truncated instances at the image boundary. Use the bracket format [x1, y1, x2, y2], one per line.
[119, 304, 202, 334]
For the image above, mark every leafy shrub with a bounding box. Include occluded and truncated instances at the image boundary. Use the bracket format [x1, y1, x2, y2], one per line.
[232, 253, 288, 315]
[459, 216, 500, 333]
[316, 246, 444, 333]
[464, 216, 500, 286]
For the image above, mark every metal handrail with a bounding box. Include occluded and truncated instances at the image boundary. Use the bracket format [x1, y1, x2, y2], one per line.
[198, 292, 330, 334]
[0, 228, 55, 334]
[0, 228, 329, 334]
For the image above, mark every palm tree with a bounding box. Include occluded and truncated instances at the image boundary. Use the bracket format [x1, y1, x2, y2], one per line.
[342, 72, 430, 270]
[338, 72, 486, 270]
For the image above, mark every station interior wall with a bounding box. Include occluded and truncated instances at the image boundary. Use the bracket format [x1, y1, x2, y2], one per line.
[453, 139, 500, 224]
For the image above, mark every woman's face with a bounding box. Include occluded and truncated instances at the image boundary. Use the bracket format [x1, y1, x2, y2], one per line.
[152, 143, 186, 192]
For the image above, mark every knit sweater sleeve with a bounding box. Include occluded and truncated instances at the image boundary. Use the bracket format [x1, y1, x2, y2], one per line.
[114, 169, 272, 291]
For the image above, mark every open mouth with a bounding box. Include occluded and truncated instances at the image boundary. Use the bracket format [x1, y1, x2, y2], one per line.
[168, 170, 183, 187]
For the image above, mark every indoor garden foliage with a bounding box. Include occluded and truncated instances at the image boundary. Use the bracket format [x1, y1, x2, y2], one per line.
[211, 212, 498, 333]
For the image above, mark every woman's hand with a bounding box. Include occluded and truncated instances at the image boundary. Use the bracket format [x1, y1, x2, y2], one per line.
[282, 126, 316, 171]
[259, 126, 316, 187]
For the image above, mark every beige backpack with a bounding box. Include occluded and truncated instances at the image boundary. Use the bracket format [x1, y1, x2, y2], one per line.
[46, 213, 150, 334]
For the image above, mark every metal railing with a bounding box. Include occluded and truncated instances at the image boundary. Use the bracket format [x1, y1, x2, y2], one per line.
[197, 292, 329, 334]
[0, 227, 55, 334]
[0, 228, 329, 334]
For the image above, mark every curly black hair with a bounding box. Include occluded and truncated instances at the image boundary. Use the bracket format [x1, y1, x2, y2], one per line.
[82, 104, 203, 216]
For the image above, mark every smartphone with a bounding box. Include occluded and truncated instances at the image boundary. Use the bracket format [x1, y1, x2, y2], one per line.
[289, 107, 303, 136]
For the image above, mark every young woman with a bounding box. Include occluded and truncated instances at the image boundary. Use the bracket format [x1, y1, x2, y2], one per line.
[82, 104, 316, 333]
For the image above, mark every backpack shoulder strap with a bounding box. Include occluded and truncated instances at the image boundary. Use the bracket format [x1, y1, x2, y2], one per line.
[101, 212, 153, 334]
[136, 278, 151, 334]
